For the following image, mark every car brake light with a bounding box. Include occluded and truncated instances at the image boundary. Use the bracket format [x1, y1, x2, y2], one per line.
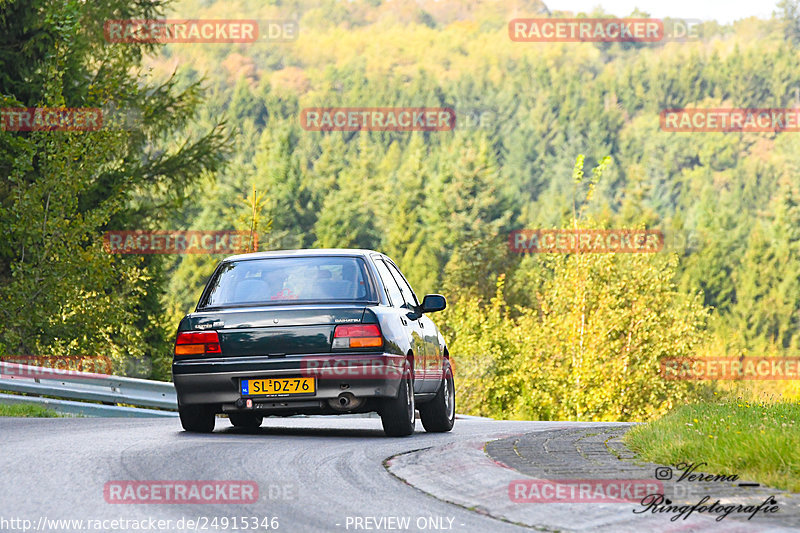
[175, 330, 222, 356]
[332, 324, 382, 349]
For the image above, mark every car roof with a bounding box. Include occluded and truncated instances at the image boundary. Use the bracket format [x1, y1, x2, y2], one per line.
[222, 248, 382, 263]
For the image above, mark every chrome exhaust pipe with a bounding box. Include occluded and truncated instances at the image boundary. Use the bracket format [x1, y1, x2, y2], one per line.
[328, 392, 363, 411]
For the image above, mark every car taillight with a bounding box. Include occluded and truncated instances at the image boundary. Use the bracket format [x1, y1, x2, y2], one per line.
[175, 331, 222, 356]
[332, 324, 382, 349]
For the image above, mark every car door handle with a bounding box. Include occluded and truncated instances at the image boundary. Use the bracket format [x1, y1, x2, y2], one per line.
[400, 317, 407, 325]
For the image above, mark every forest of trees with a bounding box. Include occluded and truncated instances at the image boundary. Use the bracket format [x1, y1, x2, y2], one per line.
[3, 0, 800, 420]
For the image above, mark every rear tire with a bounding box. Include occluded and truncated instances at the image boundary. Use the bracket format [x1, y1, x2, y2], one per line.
[380, 372, 415, 437]
[229, 413, 263, 428]
[418, 363, 455, 433]
[179, 404, 216, 433]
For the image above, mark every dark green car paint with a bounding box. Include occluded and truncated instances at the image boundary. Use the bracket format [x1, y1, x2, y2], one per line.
[172, 249, 449, 418]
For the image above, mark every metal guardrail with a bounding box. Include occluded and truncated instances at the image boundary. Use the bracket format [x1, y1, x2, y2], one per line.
[0, 393, 177, 417]
[0, 361, 178, 417]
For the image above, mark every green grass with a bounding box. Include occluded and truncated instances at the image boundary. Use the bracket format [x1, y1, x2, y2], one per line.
[0, 403, 61, 417]
[625, 400, 800, 492]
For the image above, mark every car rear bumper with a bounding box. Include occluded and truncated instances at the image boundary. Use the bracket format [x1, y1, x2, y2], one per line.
[172, 353, 407, 407]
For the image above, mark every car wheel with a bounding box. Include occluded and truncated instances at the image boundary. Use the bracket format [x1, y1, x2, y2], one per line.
[380, 369, 415, 437]
[418, 363, 455, 433]
[229, 413, 263, 428]
[178, 404, 216, 433]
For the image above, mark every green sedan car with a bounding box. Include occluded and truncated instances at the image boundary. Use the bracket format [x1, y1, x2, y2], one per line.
[172, 249, 455, 437]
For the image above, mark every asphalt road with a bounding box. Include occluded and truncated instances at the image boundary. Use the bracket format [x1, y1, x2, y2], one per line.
[1, 416, 797, 533]
[0, 416, 554, 533]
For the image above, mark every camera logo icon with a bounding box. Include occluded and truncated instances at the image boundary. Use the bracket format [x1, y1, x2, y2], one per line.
[655, 467, 673, 480]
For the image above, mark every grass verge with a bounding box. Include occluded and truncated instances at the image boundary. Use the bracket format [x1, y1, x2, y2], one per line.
[625, 400, 800, 492]
[0, 403, 61, 417]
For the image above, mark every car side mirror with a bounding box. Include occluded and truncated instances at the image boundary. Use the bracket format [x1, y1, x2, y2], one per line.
[420, 294, 446, 314]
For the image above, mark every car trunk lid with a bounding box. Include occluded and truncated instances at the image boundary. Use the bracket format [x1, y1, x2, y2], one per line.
[185, 305, 367, 356]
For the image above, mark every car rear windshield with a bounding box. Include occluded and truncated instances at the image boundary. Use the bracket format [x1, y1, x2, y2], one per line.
[199, 256, 376, 308]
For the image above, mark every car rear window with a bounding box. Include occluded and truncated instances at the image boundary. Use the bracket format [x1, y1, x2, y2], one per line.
[199, 256, 375, 308]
